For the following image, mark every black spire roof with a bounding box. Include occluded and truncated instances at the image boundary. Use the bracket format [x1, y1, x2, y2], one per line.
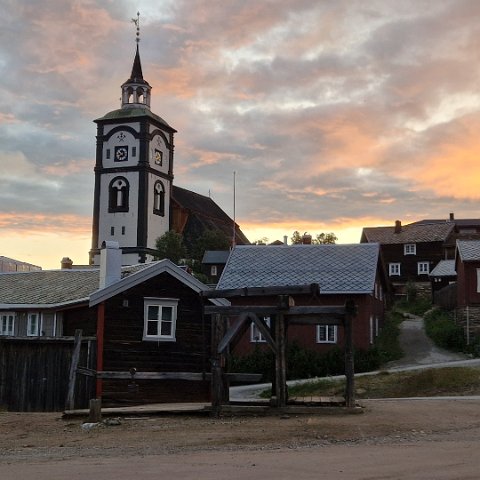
[125, 44, 149, 86]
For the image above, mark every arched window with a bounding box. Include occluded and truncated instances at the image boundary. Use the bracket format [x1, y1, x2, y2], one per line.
[109, 177, 129, 212]
[153, 181, 165, 216]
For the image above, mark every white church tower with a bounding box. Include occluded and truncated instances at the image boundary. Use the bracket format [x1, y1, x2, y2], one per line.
[89, 14, 176, 265]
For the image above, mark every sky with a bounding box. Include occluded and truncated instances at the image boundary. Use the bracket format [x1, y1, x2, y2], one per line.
[2, 0, 480, 269]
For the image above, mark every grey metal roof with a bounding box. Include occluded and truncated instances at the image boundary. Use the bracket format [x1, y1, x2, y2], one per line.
[217, 243, 380, 294]
[456, 240, 480, 262]
[429, 260, 456, 278]
[0, 264, 152, 309]
[0, 269, 99, 307]
[202, 250, 231, 264]
[362, 223, 454, 244]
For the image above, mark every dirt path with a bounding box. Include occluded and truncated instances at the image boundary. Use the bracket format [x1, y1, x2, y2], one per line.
[385, 314, 468, 369]
[1, 398, 480, 479]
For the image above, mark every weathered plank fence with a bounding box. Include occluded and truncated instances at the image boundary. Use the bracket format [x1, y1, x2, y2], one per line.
[0, 336, 96, 412]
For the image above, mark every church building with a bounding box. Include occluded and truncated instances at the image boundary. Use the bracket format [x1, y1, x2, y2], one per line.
[90, 23, 248, 266]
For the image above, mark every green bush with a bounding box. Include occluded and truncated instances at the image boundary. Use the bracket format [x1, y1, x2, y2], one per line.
[230, 342, 384, 381]
[424, 308, 465, 352]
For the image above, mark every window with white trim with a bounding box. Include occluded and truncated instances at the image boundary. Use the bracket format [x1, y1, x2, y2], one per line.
[251, 317, 270, 343]
[417, 262, 429, 275]
[369, 315, 374, 344]
[404, 244, 416, 255]
[143, 298, 178, 341]
[316, 324, 337, 344]
[389, 263, 401, 276]
[27, 313, 41, 337]
[477, 269, 480, 293]
[210, 265, 218, 277]
[0, 313, 15, 336]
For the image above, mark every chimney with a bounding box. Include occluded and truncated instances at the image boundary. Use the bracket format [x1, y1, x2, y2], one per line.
[449, 212, 454, 221]
[283, 235, 288, 245]
[302, 233, 312, 244]
[61, 257, 73, 270]
[99, 241, 122, 289]
[394, 220, 402, 234]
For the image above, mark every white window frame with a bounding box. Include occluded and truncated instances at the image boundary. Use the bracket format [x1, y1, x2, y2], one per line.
[0, 313, 15, 336]
[251, 317, 271, 343]
[210, 265, 218, 277]
[27, 312, 41, 337]
[404, 244, 416, 255]
[389, 263, 401, 276]
[477, 269, 480, 293]
[369, 315, 374, 345]
[143, 298, 178, 342]
[417, 262, 429, 275]
[316, 324, 337, 344]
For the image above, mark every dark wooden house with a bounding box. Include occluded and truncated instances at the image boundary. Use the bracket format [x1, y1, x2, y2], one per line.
[0, 243, 225, 411]
[201, 250, 230, 285]
[361, 220, 455, 298]
[216, 243, 388, 355]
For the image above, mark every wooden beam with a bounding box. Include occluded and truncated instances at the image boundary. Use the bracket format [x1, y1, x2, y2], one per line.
[274, 313, 288, 407]
[65, 329, 82, 411]
[216, 313, 250, 354]
[249, 313, 277, 354]
[344, 299, 356, 408]
[201, 284, 320, 299]
[287, 316, 343, 325]
[97, 371, 210, 381]
[204, 305, 346, 316]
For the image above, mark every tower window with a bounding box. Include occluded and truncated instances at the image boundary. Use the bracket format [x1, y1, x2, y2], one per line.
[109, 177, 129, 212]
[153, 181, 165, 216]
[111, 226, 115, 236]
[106, 149, 111, 159]
[122, 226, 126, 235]
[132, 147, 136, 157]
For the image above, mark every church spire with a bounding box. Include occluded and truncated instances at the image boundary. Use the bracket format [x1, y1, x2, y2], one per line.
[121, 12, 151, 109]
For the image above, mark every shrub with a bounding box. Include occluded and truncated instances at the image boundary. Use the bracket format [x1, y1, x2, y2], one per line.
[424, 308, 465, 352]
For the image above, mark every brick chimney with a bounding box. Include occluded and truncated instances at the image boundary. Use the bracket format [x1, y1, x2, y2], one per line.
[449, 212, 455, 221]
[302, 233, 312, 244]
[99, 241, 122, 289]
[61, 257, 73, 269]
[394, 220, 402, 234]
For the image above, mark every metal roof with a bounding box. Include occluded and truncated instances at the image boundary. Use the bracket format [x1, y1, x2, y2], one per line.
[217, 243, 380, 294]
[202, 250, 231, 264]
[429, 260, 456, 278]
[456, 240, 480, 262]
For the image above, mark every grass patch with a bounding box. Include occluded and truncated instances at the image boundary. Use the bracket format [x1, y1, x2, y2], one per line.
[284, 367, 480, 399]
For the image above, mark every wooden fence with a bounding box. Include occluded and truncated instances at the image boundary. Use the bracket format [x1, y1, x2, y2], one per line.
[0, 337, 96, 412]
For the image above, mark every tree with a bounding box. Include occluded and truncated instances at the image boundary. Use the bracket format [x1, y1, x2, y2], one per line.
[190, 229, 231, 262]
[155, 230, 187, 264]
[290, 230, 337, 245]
[313, 232, 337, 244]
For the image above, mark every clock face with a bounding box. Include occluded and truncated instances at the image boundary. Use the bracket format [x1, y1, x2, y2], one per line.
[154, 149, 163, 165]
[114, 146, 128, 162]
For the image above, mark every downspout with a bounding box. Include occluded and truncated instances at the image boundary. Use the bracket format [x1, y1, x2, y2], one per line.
[96, 302, 105, 398]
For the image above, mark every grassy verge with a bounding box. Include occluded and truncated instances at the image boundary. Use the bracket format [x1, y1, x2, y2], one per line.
[285, 366, 480, 399]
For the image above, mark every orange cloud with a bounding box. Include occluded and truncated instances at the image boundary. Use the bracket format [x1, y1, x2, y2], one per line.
[0, 213, 91, 235]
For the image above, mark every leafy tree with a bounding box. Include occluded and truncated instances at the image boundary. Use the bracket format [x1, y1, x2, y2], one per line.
[155, 230, 187, 264]
[313, 232, 337, 244]
[190, 229, 230, 262]
[253, 237, 269, 245]
[290, 231, 337, 245]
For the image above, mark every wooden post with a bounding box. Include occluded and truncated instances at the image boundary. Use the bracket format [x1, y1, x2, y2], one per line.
[96, 302, 105, 398]
[65, 329, 82, 411]
[274, 313, 287, 407]
[211, 314, 224, 417]
[89, 398, 102, 423]
[344, 300, 356, 408]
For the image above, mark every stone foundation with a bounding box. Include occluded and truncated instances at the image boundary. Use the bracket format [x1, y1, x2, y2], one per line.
[455, 306, 480, 343]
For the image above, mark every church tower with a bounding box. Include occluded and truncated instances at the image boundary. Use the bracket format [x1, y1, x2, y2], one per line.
[89, 14, 176, 265]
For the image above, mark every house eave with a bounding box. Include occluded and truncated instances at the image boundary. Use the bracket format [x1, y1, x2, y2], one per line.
[0, 298, 90, 311]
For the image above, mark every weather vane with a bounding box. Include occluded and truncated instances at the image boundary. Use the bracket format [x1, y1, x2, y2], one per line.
[132, 11, 140, 44]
